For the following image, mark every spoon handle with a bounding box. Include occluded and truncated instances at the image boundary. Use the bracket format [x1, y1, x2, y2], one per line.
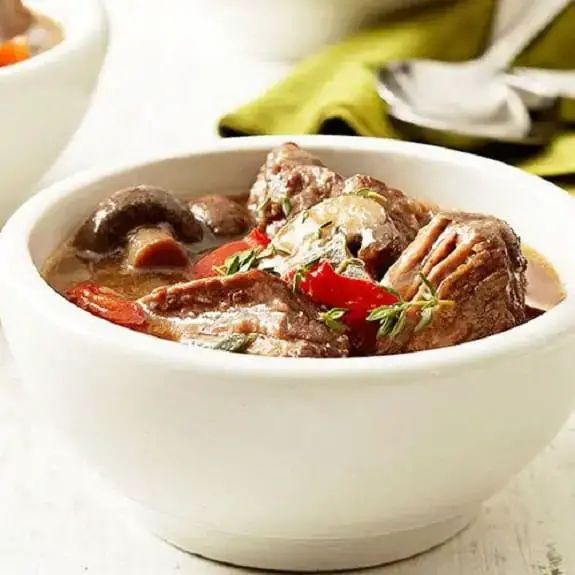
[481, 0, 572, 72]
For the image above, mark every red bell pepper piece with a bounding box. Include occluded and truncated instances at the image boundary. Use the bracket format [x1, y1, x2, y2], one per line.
[190, 228, 270, 279]
[245, 228, 270, 248]
[66, 282, 148, 332]
[298, 261, 399, 323]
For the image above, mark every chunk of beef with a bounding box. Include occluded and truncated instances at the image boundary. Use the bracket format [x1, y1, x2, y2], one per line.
[74, 186, 203, 255]
[338, 175, 431, 272]
[126, 227, 189, 269]
[377, 212, 527, 354]
[247, 143, 344, 236]
[189, 194, 253, 237]
[139, 270, 349, 357]
[261, 195, 403, 279]
[262, 176, 431, 279]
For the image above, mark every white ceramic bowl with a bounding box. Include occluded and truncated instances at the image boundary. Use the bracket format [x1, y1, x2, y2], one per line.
[0, 0, 107, 224]
[1, 136, 575, 571]
[202, 0, 432, 60]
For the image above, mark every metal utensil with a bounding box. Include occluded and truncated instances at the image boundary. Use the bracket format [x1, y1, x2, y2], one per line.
[506, 68, 575, 102]
[378, 0, 570, 122]
[0, 0, 34, 43]
[377, 0, 571, 146]
[378, 65, 557, 149]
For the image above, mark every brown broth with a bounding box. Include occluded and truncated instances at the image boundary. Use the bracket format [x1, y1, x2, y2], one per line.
[42, 186, 566, 353]
[44, 237, 565, 318]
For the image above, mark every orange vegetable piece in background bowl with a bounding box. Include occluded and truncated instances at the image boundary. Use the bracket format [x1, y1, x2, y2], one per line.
[0, 36, 30, 67]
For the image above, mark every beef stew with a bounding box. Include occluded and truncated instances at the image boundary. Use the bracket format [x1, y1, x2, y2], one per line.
[43, 143, 565, 358]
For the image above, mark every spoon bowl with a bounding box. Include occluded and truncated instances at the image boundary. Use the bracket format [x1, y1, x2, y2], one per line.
[377, 66, 557, 150]
[377, 0, 571, 144]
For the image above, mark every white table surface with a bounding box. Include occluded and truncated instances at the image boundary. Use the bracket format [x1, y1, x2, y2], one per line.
[2, 1, 574, 574]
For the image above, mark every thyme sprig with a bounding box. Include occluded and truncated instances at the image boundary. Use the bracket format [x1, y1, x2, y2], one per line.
[281, 196, 292, 217]
[319, 308, 348, 332]
[291, 258, 320, 293]
[192, 333, 257, 353]
[336, 257, 365, 275]
[367, 272, 453, 338]
[355, 187, 386, 202]
[215, 248, 260, 276]
[257, 195, 271, 215]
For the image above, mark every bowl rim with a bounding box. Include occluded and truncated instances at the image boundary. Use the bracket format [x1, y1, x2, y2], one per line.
[2, 135, 575, 380]
[0, 0, 107, 81]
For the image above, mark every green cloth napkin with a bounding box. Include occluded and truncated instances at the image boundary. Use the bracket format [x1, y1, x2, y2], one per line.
[218, 0, 575, 191]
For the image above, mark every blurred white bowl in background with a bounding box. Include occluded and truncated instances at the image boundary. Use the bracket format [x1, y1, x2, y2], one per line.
[0, 0, 107, 224]
[202, 0, 433, 60]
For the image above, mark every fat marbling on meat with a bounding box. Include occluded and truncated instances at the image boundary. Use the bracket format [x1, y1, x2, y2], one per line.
[139, 269, 349, 358]
[376, 211, 527, 354]
[247, 143, 344, 235]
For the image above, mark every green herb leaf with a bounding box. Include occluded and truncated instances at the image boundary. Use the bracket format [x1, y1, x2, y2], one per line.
[292, 268, 306, 293]
[336, 257, 365, 275]
[355, 187, 385, 202]
[419, 271, 437, 298]
[368, 273, 451, 339]
[281, 197, 292, 217]
[414, 306, 434, 333]
[259, 266, 281, 276]
[275, 245, 294, 256]
[291, 258, 321, 293]
[319, 308, 348, 332]
[258, 195, 271, 214]
[191, 333, 257, 354]
[216, 248, 260, 276]
[216, 333, 257, 352]
[380, 284, 402, 300]
[316, 220, 334, 239]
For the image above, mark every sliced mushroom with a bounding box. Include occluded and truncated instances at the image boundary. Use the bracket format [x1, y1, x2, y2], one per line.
[189, 194, 253, 237]
[126, 227, 190, 269]
[73, 185, 203, 255]
[260, 195, 405, 277]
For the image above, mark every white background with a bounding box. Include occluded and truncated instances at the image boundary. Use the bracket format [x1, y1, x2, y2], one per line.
[2, 1, 573, 574]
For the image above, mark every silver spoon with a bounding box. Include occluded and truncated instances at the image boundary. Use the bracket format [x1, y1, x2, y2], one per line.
[378, 64, 557, 149]
[0, 0, 34, 44]
[506, 68, 575, 103]
[377, 0, 571, 144]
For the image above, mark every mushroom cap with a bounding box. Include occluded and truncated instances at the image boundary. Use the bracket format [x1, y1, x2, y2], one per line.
[73, 185, 203, 254]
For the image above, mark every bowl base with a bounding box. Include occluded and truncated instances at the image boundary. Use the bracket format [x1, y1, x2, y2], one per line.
[136, 507, 478, 571]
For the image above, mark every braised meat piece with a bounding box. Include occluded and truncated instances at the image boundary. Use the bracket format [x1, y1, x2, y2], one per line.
[261, 195, 405, 279]
[139, 270, 349, 357]
[74, 185, 203, 255]
[190, 194, 253, 237]
[262, 175, 432, 279]
[338, 175, 431, 273]
[375, 212, 527, 354]
[247, 143, 344, 235]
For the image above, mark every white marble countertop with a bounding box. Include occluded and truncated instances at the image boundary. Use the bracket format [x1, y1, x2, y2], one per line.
[1, 1, 574, 574]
